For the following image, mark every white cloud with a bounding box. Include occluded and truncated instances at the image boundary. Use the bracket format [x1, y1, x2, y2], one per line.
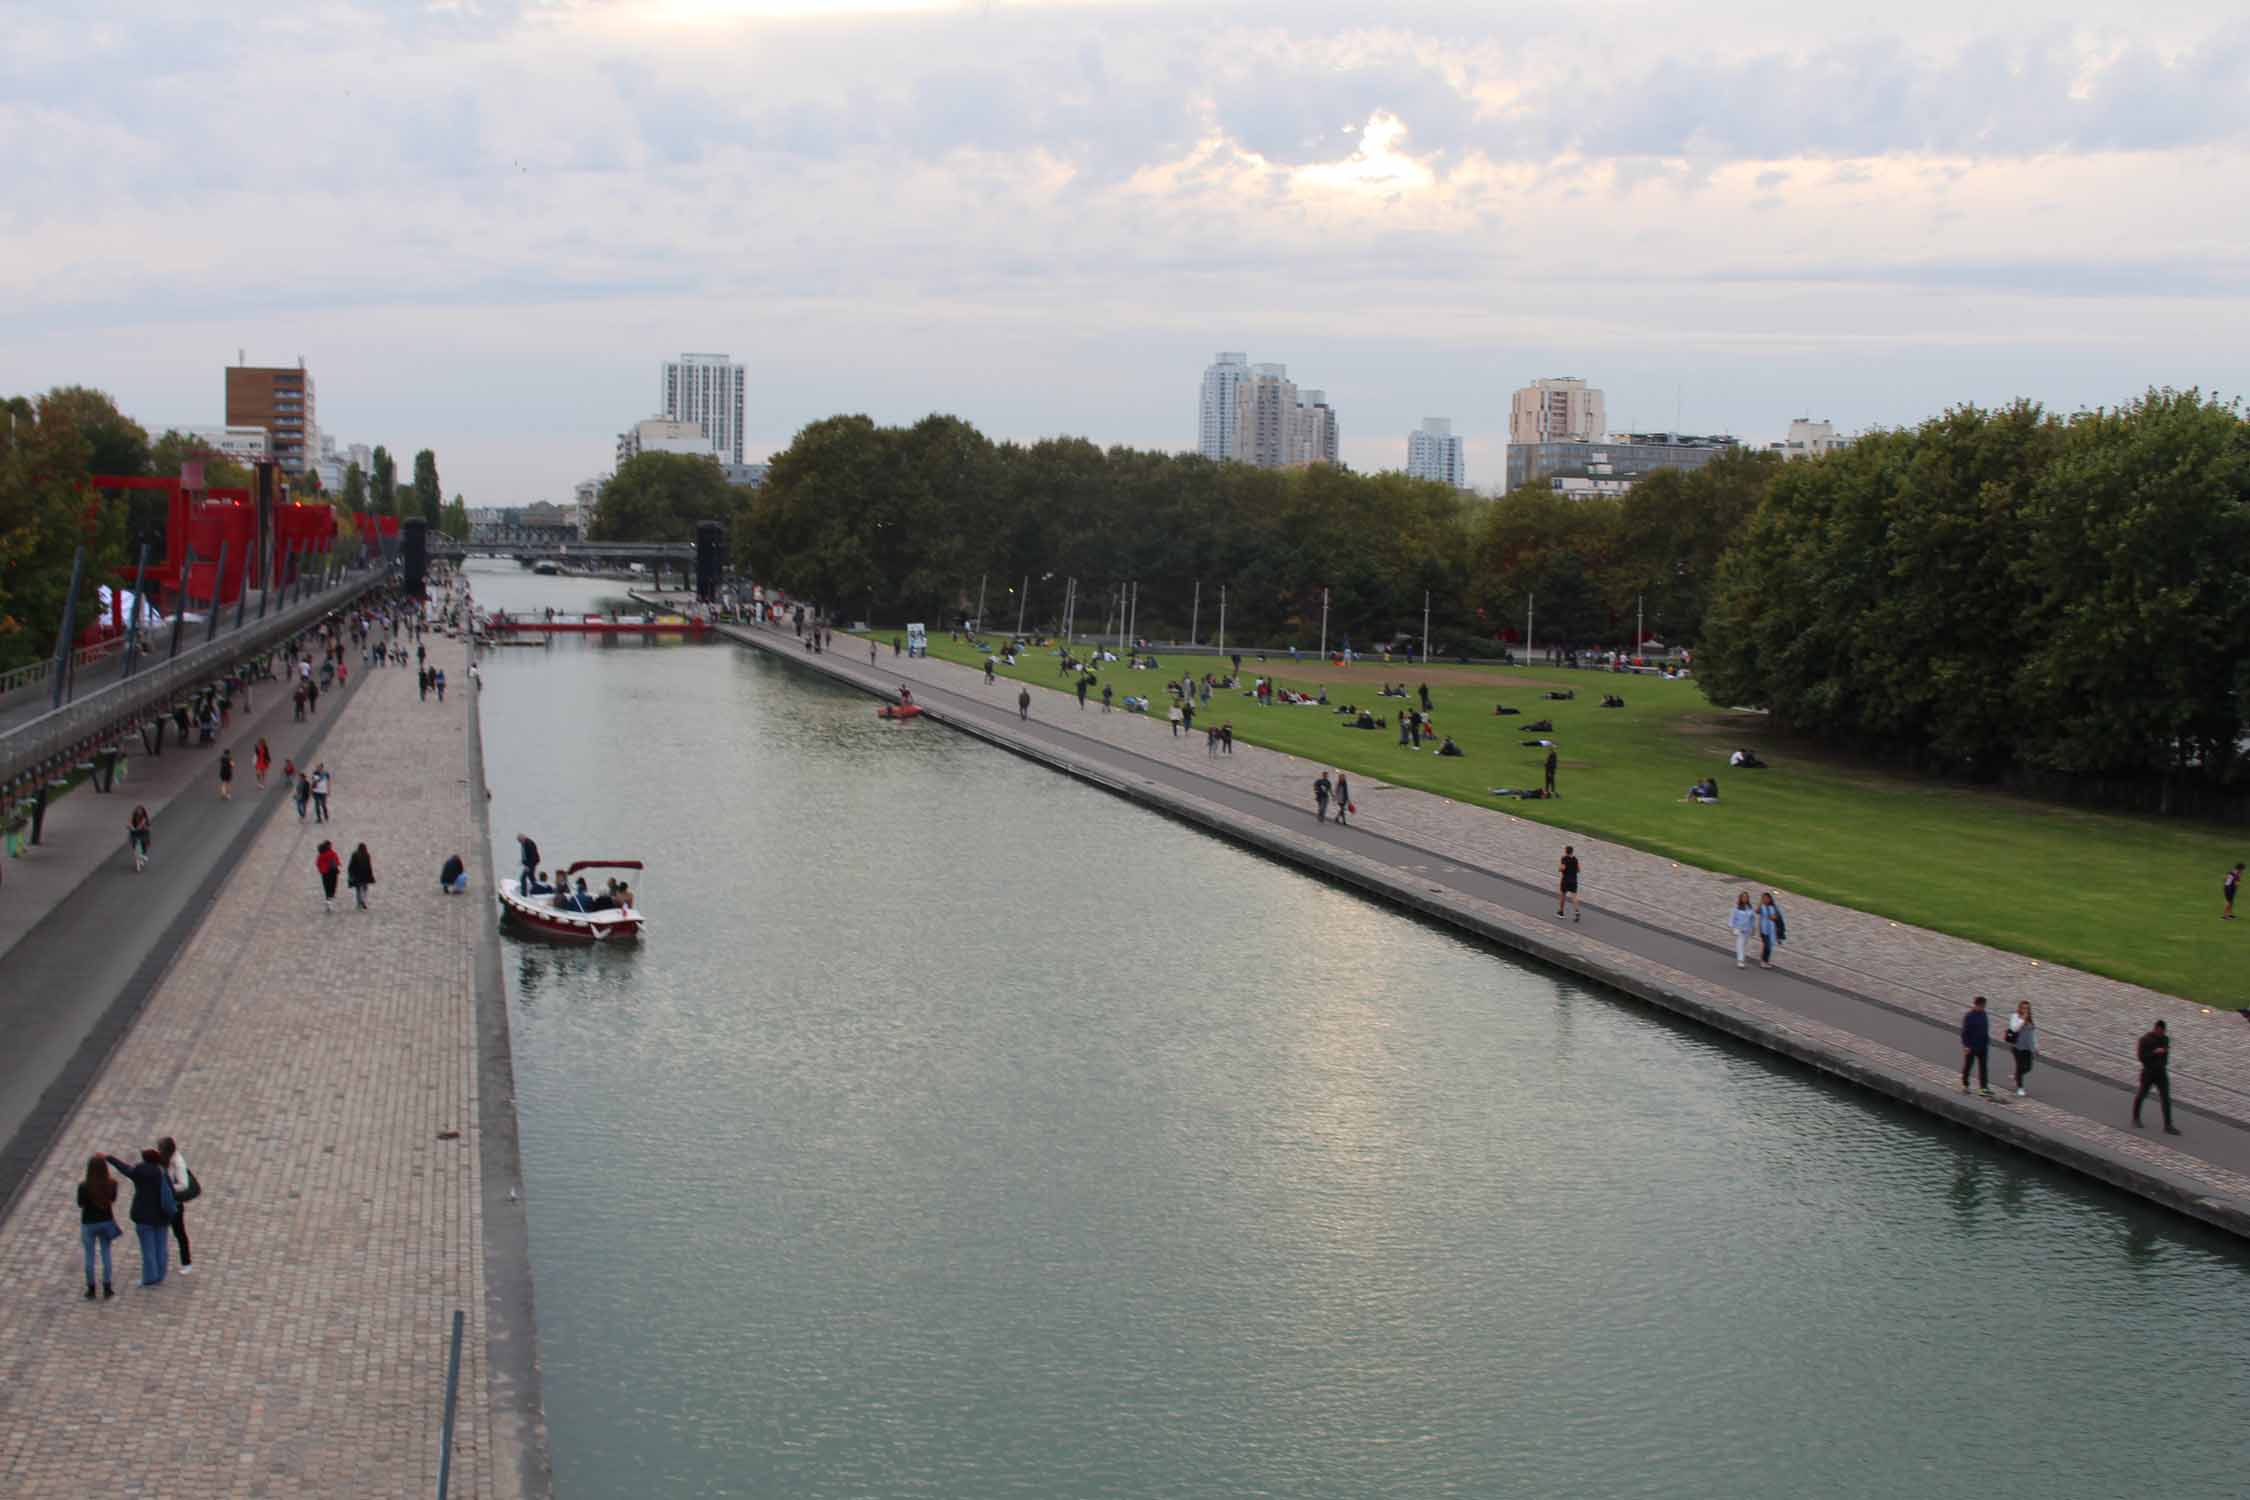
[0, 0, 2245, 500]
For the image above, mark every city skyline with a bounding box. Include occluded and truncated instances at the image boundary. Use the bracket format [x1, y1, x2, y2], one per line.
[5, 2, 2246, 503]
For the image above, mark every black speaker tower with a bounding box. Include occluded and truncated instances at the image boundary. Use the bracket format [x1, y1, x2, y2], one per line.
[403, 518, 428, 598]
[695, 520, 723, 603]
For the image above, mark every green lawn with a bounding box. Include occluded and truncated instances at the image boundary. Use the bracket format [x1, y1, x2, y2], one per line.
[860, 629, 2248, 1007]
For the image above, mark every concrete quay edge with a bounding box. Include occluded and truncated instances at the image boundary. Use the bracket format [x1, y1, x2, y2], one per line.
[465, 660, 556, 1499]
[722, 624, 2250, 1244]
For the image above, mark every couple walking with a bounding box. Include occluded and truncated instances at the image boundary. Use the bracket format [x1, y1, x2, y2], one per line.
[316, 840, 377, 910]
[77, 1137, 198, 1297]
[1727, 891, 1787, 968]
[1958, 996, 2041, 1099]
[1312, 770, 1353, 826]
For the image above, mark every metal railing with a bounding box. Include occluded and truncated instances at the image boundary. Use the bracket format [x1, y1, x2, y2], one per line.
[0, 566, 390, 791]
[0, 635, 128, 702]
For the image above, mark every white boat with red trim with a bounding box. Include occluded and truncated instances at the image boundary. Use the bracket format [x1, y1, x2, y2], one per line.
[498, 859, 646, 943]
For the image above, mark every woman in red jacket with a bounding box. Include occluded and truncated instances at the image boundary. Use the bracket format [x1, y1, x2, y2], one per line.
[316, 840, 341, 912]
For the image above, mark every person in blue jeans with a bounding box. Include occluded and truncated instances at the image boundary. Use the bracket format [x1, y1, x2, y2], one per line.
[77, 1155, 123, 1299]
[105, 1148, 174, 1285]
[1959, 995, 1994, 1099]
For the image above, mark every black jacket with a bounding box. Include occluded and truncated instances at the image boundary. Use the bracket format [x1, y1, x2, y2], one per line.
[105, 1156, 170, 1226]
[2137, 1029, 2171, 1074]
[348, 848, 375, 886]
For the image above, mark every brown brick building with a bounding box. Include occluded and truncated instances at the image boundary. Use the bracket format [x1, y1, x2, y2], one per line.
[223, 360, 318, 475]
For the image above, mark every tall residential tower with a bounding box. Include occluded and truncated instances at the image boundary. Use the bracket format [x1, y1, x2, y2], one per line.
[662, 353, 746, 465]
[1507, 377, 1606, 445]
[1405, 418, 1467, 488]
[1198, 352, 1250, 461]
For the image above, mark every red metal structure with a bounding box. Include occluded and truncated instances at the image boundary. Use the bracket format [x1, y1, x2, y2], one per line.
[85, 466, 349, 626]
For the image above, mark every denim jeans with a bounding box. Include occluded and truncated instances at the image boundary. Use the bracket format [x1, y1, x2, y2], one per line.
[81, 1223, 115, 1286]
[135, 1222, 169, 1285]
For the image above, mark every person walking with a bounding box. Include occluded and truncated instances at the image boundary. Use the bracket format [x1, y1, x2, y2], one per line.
[2226, 862, 2243, 919]
[292, 681, 306, 721]
[985, 658, 996, 686]
[311, 764, 331, 822]
[2005, 1002, 2039, 1097]
[347, 842, 375, 910]
[435, 669, 446, 702]
[77, 1155, 122, 1299]
[1335, 771, 1353, 827]
[1756, 891, 1786, 969]
[1728, 892, 1756, 968]
[1076, 676, 1089, 710]
[294, 770, 312, 820]
[217, 747, 235, 800]
[157, 1136, 197, 1275]
[316, 840, 341, 912]
[1017, 687, 1031, 721]
[1544, 747, 1559, 797]
[1960, 995, 1994, 1099]
[1206, 725, 1220, 756]
[254, 737, 271, 789]
[103, 1148, 174, 1286]
[1313, 770, 1333, 823]
[1102, 684, 1114, 712]
[1558, 846, 1581, 920]
[2133, 1019, 2180, 1133]
[127, 804, 151, 872]
[1167, 702, 1183, 736]
[418, 667, 430, 701]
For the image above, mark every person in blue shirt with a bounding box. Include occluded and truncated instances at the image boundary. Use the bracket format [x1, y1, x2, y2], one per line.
[1960, 995, 1993, 1099]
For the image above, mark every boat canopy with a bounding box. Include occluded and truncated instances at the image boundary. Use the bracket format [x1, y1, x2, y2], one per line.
[562, 859, 645, 877]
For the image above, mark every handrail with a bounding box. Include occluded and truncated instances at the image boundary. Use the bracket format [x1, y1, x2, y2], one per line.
[0, 634, 129, 701]
[0, 567, 389, 790]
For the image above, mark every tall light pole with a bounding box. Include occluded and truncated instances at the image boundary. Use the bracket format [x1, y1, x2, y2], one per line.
[1217, 585, 1226, 662]
[1526, 591, 1535, 663]
[975, 573, 987, 631]
[1318, 586, 1329, 662]
[1421, 590, 1430, 666]
[1014, 573, 1028, 637]
[1189, 580, 1200, 647]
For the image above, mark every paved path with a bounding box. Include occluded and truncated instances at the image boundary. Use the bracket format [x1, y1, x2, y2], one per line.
[0, 632, 529, 1499]
[735, 621, 2250, 1234]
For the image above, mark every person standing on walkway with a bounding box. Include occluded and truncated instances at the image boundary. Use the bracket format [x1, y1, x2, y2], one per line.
[1558, 846, 1581, 920]
[347, 842, 376, 910]
[435, 669, 446, 701]
[1206, 725, 1220, 756]
[1221, 723, 1233, 755]
[311, 764, 331, 822]
[418, 667, 430, 701]
[292, 681, 307, 721]
[1335, 772, 1352, 827]
[2133, 1019, 2180, 1133]
[2005, 1002, 2038, 1097]
[2226, 862, 2242, 919]
[869, 641, 878, 665]
[985, 658, 996, 686]
[1313, 770, 1333, 823]
[305, 677, 319, 715]
[1168, 702, 1183, 736]
[316, 840, 341, 912]
[294, 769, 312, 820]
[254, 737, 271, 789]
[157, 1136, 197, 1275]
[1544, 747, 1559, 797]
[127, 804, 151, 872]
[1018, 687, 1031, 721]
[1077, 676, 1089, 710]
[1960, 995, 1994, 1098]
[1102, 684, 1114, 712]
[1729, 892, 1756, 968]
[77, 1155, 122, 1299]
[1756, 891, 1785, 969]
[218, 747, 235, 800]
[103, 1148, 173, 1286]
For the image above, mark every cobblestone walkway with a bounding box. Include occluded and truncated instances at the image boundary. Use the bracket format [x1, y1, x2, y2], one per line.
[0, 636, 515, 1499]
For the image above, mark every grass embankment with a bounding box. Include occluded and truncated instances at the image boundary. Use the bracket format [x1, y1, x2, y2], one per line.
[857, 629, 2247, 1007]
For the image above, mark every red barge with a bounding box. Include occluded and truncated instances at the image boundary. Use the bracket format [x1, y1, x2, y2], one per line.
[485, 611, 712, 637]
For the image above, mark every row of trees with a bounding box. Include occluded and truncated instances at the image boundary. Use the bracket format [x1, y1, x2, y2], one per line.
[1698, 390, 2249, 786]
[0, 384, 463, 672]
[729, 413, 1779, 653]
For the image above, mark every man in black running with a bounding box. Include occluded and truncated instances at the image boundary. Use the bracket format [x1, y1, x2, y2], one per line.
[1558, 846, 1580, 920]
[2134, 1020, 2180, 1134]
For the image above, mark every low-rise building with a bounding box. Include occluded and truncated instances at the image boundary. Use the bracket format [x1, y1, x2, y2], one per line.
[616, 417, 711, 469]
[164, 425, 272, 463]
[1507, 432, 1738, 494]
[1765, 418, 1848, 460]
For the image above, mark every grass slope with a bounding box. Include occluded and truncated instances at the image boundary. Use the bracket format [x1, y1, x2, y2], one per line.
[857, 629, 2247, 1007]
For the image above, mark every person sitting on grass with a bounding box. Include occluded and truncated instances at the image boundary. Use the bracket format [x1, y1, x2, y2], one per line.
[1545, 689, 1575, 701]
[1523, 718, 1553, 733]
[1684, 777, 1719, 802]
[1437, 736, 1464, 757]
[1494, 704, 1520, 715]
[1348, 710, 1381, 729]
[1729, 747, 1768, 769]
[1600, 694, 1625, 708]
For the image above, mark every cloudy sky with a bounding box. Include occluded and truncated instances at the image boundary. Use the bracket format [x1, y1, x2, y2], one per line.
[4, 0, 2246, 501]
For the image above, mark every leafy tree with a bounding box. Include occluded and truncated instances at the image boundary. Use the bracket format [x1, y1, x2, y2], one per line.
[342, 460, 368, 514]
[0, 390, 130, 672]
[41, 386, 150, 477]
[370, 446, 398, 519]
[411, 449, 442, 528]
[592, 451, 739, 544]
[441, 493, 471, 540]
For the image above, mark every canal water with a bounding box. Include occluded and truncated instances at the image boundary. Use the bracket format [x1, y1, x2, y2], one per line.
[469, 566, 2250, 1499]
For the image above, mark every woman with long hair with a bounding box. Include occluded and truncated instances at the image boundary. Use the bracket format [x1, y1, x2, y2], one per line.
[254, 737, 271, 789]
[77, 1155, 121, 1299]
[2005, 1002, 2039, 1098]
[1728, 891, 1756, 970]
[127, 805, 151, 872]
[157, 1136, 198, 1273]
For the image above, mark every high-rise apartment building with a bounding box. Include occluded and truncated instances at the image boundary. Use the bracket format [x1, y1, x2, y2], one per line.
[1198, 352, 1251, 461]
[1233, 363, 1300, 469]
[224, 359, 318, 475]
[662, 353, 746, 465]
[1405, 417, 1467, 488]
[1508, 377, 1606, 445]
[1292, 390, 1340, 467]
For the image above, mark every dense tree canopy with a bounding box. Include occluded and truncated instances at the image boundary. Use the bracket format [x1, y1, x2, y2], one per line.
[590, 451, 743, 542]
[371, 446, 398, 518]
[411, 449, 442, 528]
[0, 390, 132, 672]
[1697, 392, 2249, 787]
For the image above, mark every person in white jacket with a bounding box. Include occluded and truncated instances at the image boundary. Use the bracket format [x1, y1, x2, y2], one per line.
[1728, 892, 1757, 969]
[157, 1136, 197, 1274]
